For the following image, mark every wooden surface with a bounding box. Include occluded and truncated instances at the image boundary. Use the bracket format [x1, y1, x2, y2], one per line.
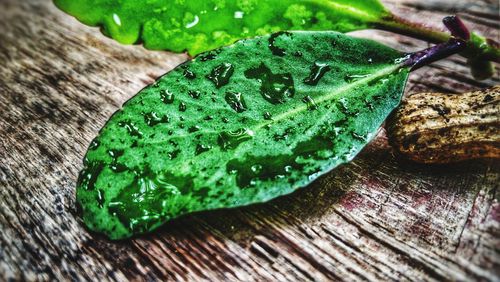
[1, 0, 499, 281]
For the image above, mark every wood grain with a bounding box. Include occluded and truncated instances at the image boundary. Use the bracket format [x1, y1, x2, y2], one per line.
[0, 0, 498, 281]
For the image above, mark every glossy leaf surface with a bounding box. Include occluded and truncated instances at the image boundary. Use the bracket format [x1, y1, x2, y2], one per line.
[78, 31, 409, 239]
[54, 0, 388, 55]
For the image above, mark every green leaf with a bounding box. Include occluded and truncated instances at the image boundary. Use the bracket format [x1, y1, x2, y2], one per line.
[77, 31, 409, 239]
[53, 0, 389, 55]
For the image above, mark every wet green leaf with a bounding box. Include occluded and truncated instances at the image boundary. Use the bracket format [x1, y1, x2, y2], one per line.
[77, 31, 409, 239]
[54, 0, 388, 55]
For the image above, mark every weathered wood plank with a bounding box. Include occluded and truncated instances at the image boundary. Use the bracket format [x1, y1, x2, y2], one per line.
[0, 0, 498, 281]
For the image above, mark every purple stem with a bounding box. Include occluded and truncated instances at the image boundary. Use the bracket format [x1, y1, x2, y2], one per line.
[403, 16, 469, 71]
[404, 39, 466, 71]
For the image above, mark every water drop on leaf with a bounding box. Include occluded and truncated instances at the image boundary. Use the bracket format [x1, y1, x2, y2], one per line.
[160, 90, 174, 104]
[179, 102, 187, 112]
[89, 139, 100, 150]
[293, 51, 303, 57]
[195, 144, 212, 155]
[183, 69, 196, 79]
[118, 121, 143, 138]
[268, 31, 292, 56]
[188, 125, 200, 133]
[302, 95, 318, 110]
[225, 91, 247, 113]
[108, 149, 127, 172]
[344, 74, 370, 83]
[77, 161, 104, 191]
[218, 128, 254, 150]
[200, 51, 218, 61]
[245, 63, 295, 104]
[188, 90, 201, 99]
[303, 62, 331, 86]
[207, 63, 234, 88]
[96, 189, 105, 208]
[144, 112, 170, 126]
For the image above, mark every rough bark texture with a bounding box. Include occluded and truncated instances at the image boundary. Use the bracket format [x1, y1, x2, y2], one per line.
[0, 0, 499, 281]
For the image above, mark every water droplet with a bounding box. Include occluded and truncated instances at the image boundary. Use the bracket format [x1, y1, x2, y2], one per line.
[368, 58, 373, 64]
[195, 144, 212, 155]
[344, 74, 370, 83]
[108, 149, 127, 172]
[108, 168, 193, 232]
[204, 115, 213, 120]
[218, 128, 254, 150]
[77, 161, 104, 191]
[188, 125, 200, 133]
[234, 11, 244, 19]
[268, 31, 292, 56]
[206, 63, 234, 88]
[274, 128, 294, 141]
[351, 132, 367, 142]
[168, 149, 180, 160]
[303, 62, 331, 86]
[108, 149, 123, 158]
[144, 112, 170, 126]
[200, 51, 218, 61]
[118, 121, 143, 138]
[226, 152, 303, 188]
[332, 118, 347, 135]
[293, 51, 303, 57]
[96, 189, 105, 208]
[189, 90, 201, 99]
[225, 92, 247, 113]
[89, 139, 100, 150]
[245, 63, 295, 104]
[160, 90, 174, 104]
[112, 13, 122, 27]
[222, 117, 229, 123]
[336, 98, 358, 116]
[251, 164, 263, 173]
[302, 95, 317, 110]
[308, 172, 321, 181]
[263, 112, 272, 120]
[364, 98, 374, 110]
[183, 69, 196, 79]
[185, 15, 199, 29]
[179, 102, 187, 112]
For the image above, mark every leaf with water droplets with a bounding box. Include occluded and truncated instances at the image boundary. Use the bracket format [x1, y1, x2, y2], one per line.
[54, 0, 389, 55]
[77, 31, 410, 239]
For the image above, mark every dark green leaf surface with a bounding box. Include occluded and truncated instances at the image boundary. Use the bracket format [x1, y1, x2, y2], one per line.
[78, 31, 409, 239]
[53, 0, 388, 55]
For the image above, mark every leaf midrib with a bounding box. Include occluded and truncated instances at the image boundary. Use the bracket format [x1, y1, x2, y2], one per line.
[253, 64, 401, 131]
[204, 63, 403, 185]
[138, 64, 401, 148]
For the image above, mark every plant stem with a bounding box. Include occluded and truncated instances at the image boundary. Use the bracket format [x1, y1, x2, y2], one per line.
[377, 14, 450, 44]
[403, 38, 466, 71]
[375, 14, 500, 64]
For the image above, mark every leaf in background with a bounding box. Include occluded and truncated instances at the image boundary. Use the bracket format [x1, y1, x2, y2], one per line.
[77, 31, 409, 239]
[53, 0, 389, 55]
